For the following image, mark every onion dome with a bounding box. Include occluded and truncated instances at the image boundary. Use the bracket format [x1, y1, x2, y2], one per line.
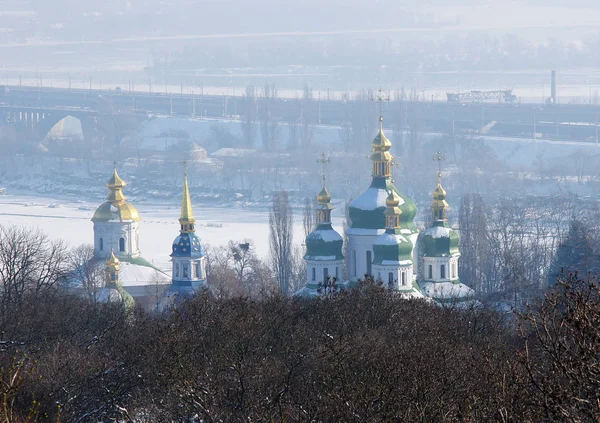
[421, 173, 459, 257]
[373, 187, 413, 265]
[96, 251, 135, 310]
[348, 117, 417, 233]
[305, 170, 343, 262]
[171, 172, 205, 258]
[92, 168, 141, 223]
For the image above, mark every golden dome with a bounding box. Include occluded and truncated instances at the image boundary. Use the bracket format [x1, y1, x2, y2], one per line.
[432, 172, 447, 200]
[105, 250, 120, 272]
[317, 186, 332, 204]
[92, 168, 141, 223]
[386, 189, 401, 208]
[372, 116, 392, 152]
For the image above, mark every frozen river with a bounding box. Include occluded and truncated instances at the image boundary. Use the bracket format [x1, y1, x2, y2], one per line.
[0, 194, 345, 270]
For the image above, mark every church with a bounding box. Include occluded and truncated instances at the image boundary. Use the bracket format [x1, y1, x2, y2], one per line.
[297, 116, 474, 303]
[80, 115, 472, 309]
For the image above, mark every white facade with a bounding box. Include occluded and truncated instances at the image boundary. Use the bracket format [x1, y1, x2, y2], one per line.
[94, 221, 141, 259]
[306, 258, 344, 285]
[372, 262, 414, 291]
[172, 256, 207, 288]
[421, 256, 460, 283]
[346, 229, 384, 282]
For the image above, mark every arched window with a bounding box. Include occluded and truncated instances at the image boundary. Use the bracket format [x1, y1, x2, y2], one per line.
[366, 251, 372, 275]
[183, 264, 189, 278]
[119, 237, 125, 252]
[401, 272, 406, 286]
[323, 267, 329, 282]
[352, 250, 357, 276]
[99, 238, 103, 251]
[196, 262, 201, 278]
[335, 267, 339, 279]
[312, 267, 316, 281]
[440, 264, 446, 279]
[388, 272, 394, 286]
[175, 264, 179, 278]
[428, 265, 433, 279]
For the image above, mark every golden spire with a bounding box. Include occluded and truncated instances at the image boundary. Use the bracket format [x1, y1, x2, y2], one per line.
[370, 116, 393, 178]
[316, 153, 333, 223]
[432, 152, 448, 222]
[179, 161, 196, 233]
[105, 249, 120, 287]
[384, 186, 402, 230]
[106, 166, 127, 204]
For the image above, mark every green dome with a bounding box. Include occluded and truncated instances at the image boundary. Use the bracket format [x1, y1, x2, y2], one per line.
[304, 223, 344, 261]
[349, 177, 417, 232]
[372, 230, 414, 265]
[420, 221, 460, 257]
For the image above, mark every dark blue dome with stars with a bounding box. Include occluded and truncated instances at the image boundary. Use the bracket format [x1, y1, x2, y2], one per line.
[171, 232, 205, 258]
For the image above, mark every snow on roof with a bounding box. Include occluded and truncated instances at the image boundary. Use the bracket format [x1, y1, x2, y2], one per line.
[304, 255, 341, 261]
[118, 261, 170, 287]
[312, 228, 343, 242]
[351, 187, 405, 211]
[374, 232, 410, 246]
[381, 259, 413, 266]
[423, 225, 451, 239]
[420, 281, 474, 300]
[346, 227, 386, 236]
[211, 148, 257, 157]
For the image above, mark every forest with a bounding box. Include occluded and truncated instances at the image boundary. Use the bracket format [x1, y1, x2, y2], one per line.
[1, 254, 599, 422]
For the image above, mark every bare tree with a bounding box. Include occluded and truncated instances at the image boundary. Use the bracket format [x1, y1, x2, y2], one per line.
[302, 196, 315, 239]
[269, 191, 293, 295]
[67, 244, 103, 301]
[0, 225, 68, 312]
[300, 83, 317, 149]
[259, 83, 280, 151]
[240, 85, 258, 148]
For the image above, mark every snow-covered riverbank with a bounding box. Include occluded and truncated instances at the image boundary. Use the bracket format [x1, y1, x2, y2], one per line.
[0, 194, 345, 266]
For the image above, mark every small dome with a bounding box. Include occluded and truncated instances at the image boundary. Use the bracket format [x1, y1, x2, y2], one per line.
[420, 222, 460, 257]
[386, 189, 401, 208]
[171, 232, 205, 258]
[92, 201, 141, 222]
[372, 118, 392, 152]
[433, 183, 447, 201]
[95, 286, 135, 310]
[372, 232, 413, 265]
[304, 223, 343, 261]
[105, 250, 120, 272]
[317, 186, 332, 204]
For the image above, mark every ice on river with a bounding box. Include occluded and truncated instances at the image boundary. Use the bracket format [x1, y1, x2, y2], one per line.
[0, 195, 345, 269]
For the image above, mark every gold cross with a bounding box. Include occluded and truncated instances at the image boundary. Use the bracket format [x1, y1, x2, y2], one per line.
[432, 151, 446, 181]
[317, 152, 330, 186]
[372, 88, 390, 118]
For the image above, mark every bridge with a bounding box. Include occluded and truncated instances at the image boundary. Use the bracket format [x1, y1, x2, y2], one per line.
[1, 85, 600, 148]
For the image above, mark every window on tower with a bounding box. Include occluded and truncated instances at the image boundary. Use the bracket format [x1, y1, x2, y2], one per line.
[312, 267, 316, 281]
[366, 251, 372, 275]
[352, 250, 357, 276]
[388, 272, 394, 286]
[119, 237, 125, 252]
[323, 267, 329, 282]
[428, 265, 433, 280]
[183, 264, 189, 278]
[99, 238, 103, 251]
[401, 272, 406, 286]
[196, 262, 201, 278]
[441, 264, 446, 279]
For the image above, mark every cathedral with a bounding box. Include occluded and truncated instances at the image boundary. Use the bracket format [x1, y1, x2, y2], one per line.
[298, 117, 474, 303]
[80, 115, 472, 309]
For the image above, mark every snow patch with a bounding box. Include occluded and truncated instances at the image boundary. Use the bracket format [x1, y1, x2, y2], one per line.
[420, 281, 474, 300]
[381, 259, 413, 266]
[351, 187, 405, 211]
[374, 233, 409, 246]
[423, 225, 451, 239]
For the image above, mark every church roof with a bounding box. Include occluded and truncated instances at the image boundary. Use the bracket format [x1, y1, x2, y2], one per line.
[171, 232, 205, 258]
[304, 222, 344, 261]
[349, 177, 417, 232]
[92, 168, 141, 223]
[420, 221, 460, 257]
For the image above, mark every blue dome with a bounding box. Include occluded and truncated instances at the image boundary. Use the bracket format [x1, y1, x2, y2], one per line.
[171, 232, 205, 258]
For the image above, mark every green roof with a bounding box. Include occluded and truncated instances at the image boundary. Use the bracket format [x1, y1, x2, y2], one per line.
[349, 177, 417, 232]
[304, 223, 344, 261]
[372, 230, 413, 264]
[420, 221, 460, 257]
